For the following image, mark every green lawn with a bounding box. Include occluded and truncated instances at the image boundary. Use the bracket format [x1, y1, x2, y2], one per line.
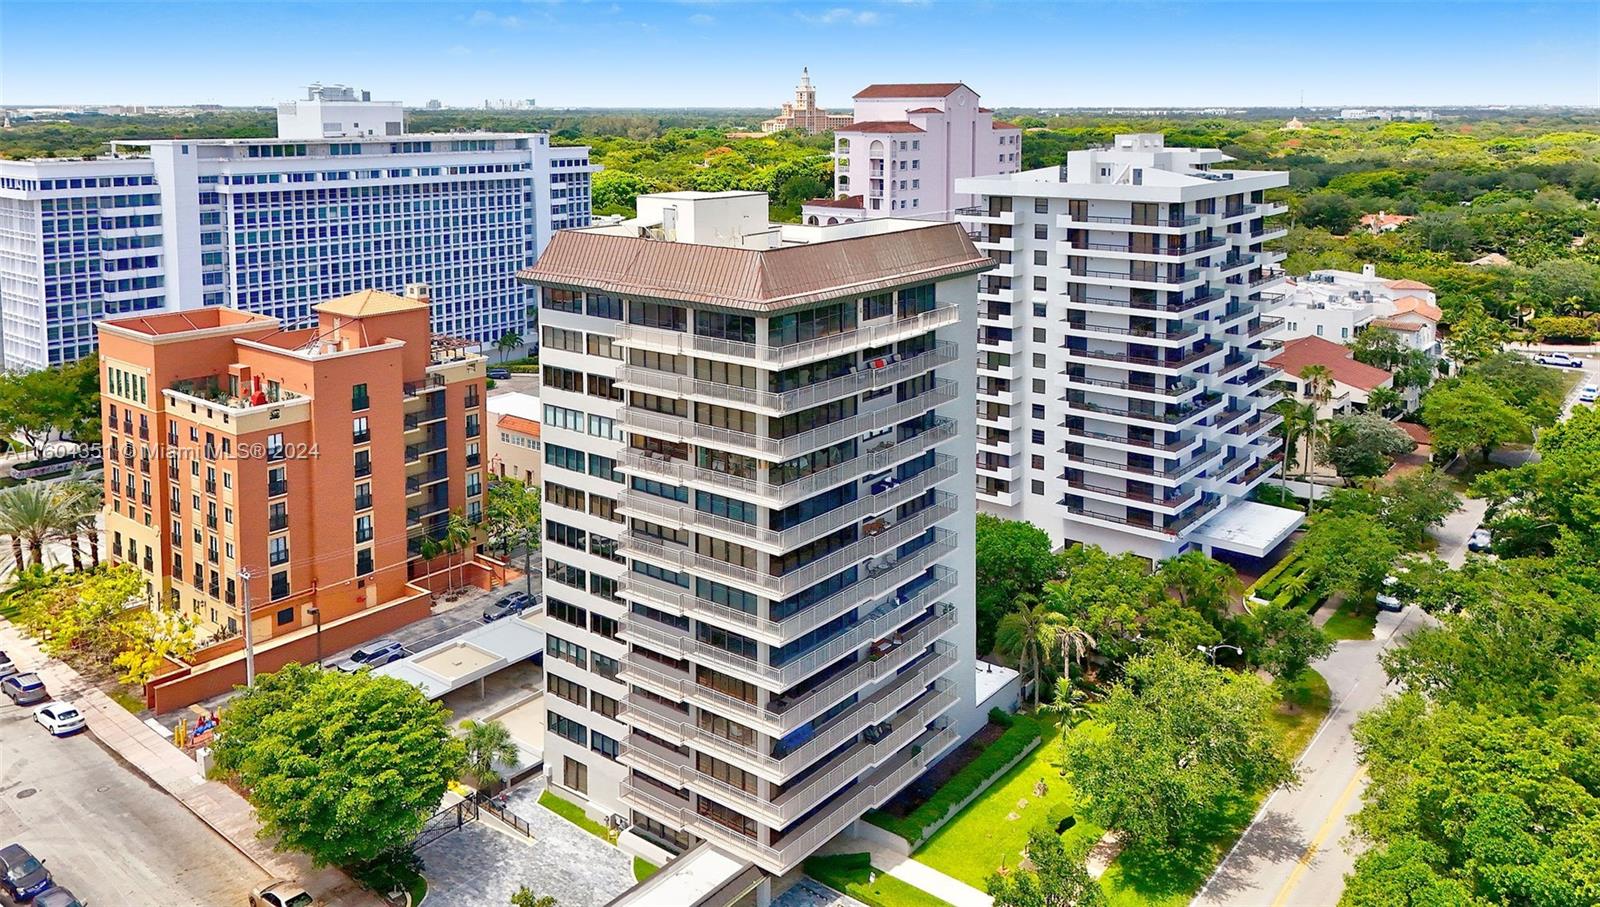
[632, 856, 659, 882]
[1322, 595, 1378, 641]
[913, 717, 1103, 888]
[909, 674, 1332, 906]
[539, 790, 615, 842]
[805, 854, 954, 907]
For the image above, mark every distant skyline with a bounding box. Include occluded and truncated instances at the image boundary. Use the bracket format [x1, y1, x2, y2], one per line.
[3, 1, 1597, 109]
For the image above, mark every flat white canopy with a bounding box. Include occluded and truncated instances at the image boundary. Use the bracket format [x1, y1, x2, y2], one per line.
[1190, 500, 1304, 558]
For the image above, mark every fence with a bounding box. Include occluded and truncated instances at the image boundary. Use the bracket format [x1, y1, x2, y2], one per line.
[414, 797, 480, 851]
[476, 793, 537, 840]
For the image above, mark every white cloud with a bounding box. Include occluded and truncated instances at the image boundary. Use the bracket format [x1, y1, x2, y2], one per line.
[688, 12, 715, 24]
[798, 7, 880, 25]
[468, 9, 527, 28]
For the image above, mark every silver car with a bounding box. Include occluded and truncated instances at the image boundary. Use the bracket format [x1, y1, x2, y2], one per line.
[1, 673, 47, 706]
[0, 650, 16, 680]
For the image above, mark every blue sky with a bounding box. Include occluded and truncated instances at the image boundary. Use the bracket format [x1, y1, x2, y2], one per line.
[3, 1, 1596, 108]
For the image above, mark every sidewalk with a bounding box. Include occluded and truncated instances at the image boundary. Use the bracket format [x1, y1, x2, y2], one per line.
[0, 620, 380, 907]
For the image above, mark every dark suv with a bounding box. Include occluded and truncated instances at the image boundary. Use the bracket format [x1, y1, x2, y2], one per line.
[0, 843, 53, 902]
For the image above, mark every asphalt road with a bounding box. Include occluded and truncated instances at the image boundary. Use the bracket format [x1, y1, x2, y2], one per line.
[0, 697, 265, 906]
[1193, 606, 1425, 907]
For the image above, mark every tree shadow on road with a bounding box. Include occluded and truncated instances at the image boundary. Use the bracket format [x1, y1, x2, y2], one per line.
[1189, 808, 1310, 901]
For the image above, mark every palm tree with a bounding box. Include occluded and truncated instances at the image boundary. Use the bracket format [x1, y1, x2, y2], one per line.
[0, 483, 69, 568]
[1366, 385, 1403, 418]
[1299, 365, 1335, 514]
[444, 509, 473, 592]
[55, 481, 101, 571]
[1056, 624, 1098, 681]
[995, 599, 1067, 709]
[495, 330, 523, 363]
[460, 718, 520, 791]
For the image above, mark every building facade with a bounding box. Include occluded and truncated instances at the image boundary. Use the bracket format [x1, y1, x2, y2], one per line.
[0, 87, 595, 370]
[488, 390, 544, 487]
[760, 68, 855, 135]
[97, 286, 489, 657]
[956, 134, 1299, 562]
[802, 83, 1021, 224]
[518, 191, 986, 875]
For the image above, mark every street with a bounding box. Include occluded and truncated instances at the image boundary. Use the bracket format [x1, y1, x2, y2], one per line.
[0, 697, 265, 906]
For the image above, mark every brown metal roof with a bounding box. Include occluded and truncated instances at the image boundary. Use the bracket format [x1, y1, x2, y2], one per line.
[518, 223, 992, 312]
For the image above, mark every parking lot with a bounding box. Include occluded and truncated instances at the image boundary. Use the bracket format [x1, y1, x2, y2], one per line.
[0, 684, 265, 906]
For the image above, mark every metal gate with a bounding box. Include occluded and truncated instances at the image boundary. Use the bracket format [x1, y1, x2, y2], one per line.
[413, 797, 480, 851]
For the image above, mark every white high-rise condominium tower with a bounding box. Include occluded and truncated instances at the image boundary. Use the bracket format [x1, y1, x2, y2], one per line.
[518, 191, 986, 878]
[0, 85, 594, 370]
[956, 134, 1302, 562]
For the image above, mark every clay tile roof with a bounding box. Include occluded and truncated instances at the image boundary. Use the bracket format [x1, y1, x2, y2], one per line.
[497, 414, 540, 437]
[1372, 317, 1423, 333]
[315, 289, 425, 318]
[992, 121, 1020, 130]
[1384, 278, 1434, 291]
[1361, 212, 1414, 228]
[906, 107, 942, 114]
[978, 107, 993, 113]
[1395, 421, 1432, 445]
[853, 83, 967, 99]
[519, 223, 992, 312]
[1267, 336, 1393, 392]
[838, 121, 926, 134]
[806, 195, 865, 209]
[1391, 296, 1442, 322]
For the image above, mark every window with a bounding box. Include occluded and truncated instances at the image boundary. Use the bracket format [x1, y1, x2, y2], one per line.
[549, 597, 587, 628]
[542, 288, 583, 314]
[591, 692, 619, 721]
[592, 652, 620, 682]
[352, 416, 370, 444]
[1034, 250, 1048, 266]
[266, 433, 285, 461]
[586, 334, 622, 360]
[355, 514, 373, 543]
[276, 607, 294, 626]
[1034, 224, 1048, 241]
[591, 731, 619, 761]
[356, 548, 373, 576]
[863, 292, 893, 321]
[268, 536, 289, 566]
[545, 443, 585, 473]
[548, 673, 587, 706]
[586, 293, 623, 320]
[546, 634, 588, 669]
[351, 384, 369, 411]
[562, 754, 588, 793]
[1034, 198, 1049, 214]
[354, 449, 371, 478]
[628, 301, 686, 332]
[270, 570, 289, 600]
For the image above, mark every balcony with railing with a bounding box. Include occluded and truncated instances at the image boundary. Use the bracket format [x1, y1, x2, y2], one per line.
[1060, 475, 1201, 512]
[1061, 444, 1221, 483]
[1060, 341, 1223, 374]
[616, 306, 960, 369]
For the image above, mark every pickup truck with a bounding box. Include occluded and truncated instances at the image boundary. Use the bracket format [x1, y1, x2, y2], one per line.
[1533, 351, 1584, 368]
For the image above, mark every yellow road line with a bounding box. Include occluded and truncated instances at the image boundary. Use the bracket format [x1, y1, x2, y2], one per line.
[1271, 766, 1368, 907]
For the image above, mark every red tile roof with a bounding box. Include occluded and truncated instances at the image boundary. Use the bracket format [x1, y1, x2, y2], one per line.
[906, 107, 942, 114]
[1372, 318, 1424, 333]
[854, 83, 967, 99]
[497, 414, 540, 437]
[1384, 278, 1434, 291]
[1267, 335, 1393, 392]
[992, 121, 1020, 130]
[806, 195, 864, 209]
[1391, 296, 1442, 322]
[839, 121, 926, 134]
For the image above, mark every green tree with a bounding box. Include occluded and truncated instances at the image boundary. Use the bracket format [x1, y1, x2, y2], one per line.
[986, 829, 1106, 907]
[1043, 544, 1167, 664]
[0, 482, 71, 568]
[1375, 468, 1461, 549]
[1296, 513, 1400, 601]
[974, 515, 1060, 656]
[112, 604, 196, 685]
[510, 889, 558, 907]
[1467, 352, 1568, 429]
[494, 330, 523, 362]
[995, 600, 1066, 708]
[1321, 413, 1416, 479]
[443, 508, 474, 590]
[1441, 302, 1510, 366]
[1065, 650, 1294, 848]
[1474, 405, 1600, 560]
[1239, 601, 1333, 680]
[1421, 377, 1529, 462]
[460, 718, 520, 790]
[1299, 365, 1335, 512]
[1159, 549, 1240, 626]
[485, 479, 542, 557]
[1298, 191, 1359, 234]
[211, 664, 464, 867]
[1364, 385, 1403, 418]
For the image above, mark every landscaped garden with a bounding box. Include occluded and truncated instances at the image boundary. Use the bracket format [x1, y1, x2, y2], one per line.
[803, 853, 954, 907]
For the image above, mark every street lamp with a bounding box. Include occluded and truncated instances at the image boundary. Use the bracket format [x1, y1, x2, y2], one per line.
[1197, 643, 1244, 667]
[307, 604, 324, 667]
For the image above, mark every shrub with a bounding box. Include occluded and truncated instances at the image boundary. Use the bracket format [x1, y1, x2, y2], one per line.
[864, 715, 1043, 845]
[1248, 550, 1304, 601]
[539, 789, 615, 842]
[987, 706, 1015, 728]
[1529, 315, 1596, 343]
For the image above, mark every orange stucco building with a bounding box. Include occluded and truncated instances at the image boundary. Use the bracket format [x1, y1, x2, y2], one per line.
[98, 285, 498, 711]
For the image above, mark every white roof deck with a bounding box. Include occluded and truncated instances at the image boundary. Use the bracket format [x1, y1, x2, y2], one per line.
[374, 614, 543, 700]
[1190, 500, 1305, 558]
[606, 843, 761, 907]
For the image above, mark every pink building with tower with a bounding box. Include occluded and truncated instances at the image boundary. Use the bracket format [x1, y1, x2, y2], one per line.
[803, 83, 1021, 224]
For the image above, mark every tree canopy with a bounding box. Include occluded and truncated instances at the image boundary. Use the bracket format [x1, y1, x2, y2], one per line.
[975, 515, 1062, 656]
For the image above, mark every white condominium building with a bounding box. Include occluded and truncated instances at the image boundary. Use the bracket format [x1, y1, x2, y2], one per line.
[0, 85, 595, 370]
[518, 191, 986, 877]
[957, 134, 1302, 563]
[802, 83, 1021, 224]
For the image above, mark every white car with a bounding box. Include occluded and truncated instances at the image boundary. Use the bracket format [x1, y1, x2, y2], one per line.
[1534, 352, 1584, 368]
[33, 701, 86, 736]
[1376, 575, 1403, 612]
[1468, 528, 1493, 552]
[1580, 385, 1598, 404]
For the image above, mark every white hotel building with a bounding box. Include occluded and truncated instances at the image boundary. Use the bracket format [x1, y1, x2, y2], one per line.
[0, 84, 594, 370]
[956, 134, 1301, 563]
[802, 83, 1021, 224]
[519, 191, 986, 879]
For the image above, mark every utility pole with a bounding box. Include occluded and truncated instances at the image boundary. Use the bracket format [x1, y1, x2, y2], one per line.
[524, 526, 533, 597]
[239, 567, 257, 686]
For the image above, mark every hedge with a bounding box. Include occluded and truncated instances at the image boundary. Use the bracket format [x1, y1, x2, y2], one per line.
[539, 789, 614, 842]
[864, 714, 1043, 845]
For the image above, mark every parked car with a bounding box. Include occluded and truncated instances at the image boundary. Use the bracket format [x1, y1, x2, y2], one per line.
[0, 650, 16, 679]
[34, 702, 85, 737]
[486, 367, 511, 380]
[2, 673, 48, 706]
[0, 843, 53, 902]
[1534, 351, 1584, 368]
[1580, 384, 1598, 404]
[482, 591, 535, 623]
[1468, 528, 1493, 552]
[35, 886, 84, 907]
[331, 639, 407, 673]
[1376, 575, 1404, 612]
[249, 879, 313, 907]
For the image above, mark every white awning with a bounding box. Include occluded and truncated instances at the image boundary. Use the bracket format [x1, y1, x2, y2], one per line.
[373, 614, 543, 700]
[1190, 500, 1304, 558]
